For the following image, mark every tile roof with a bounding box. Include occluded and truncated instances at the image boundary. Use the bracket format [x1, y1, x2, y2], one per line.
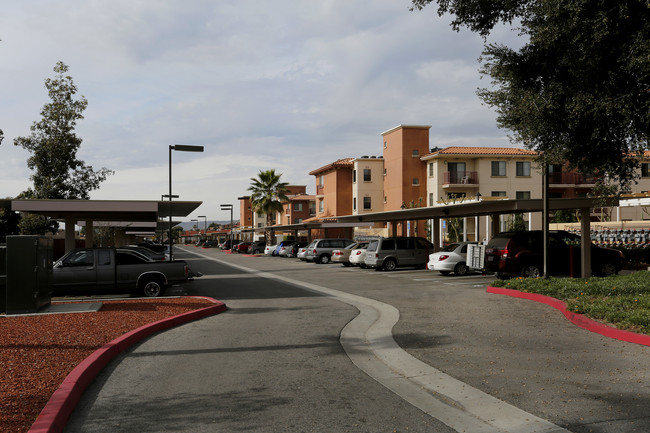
[308, 158, 355, 175]
[422, 146, 538, 158]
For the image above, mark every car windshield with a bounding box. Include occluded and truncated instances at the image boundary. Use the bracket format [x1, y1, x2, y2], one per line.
[440, 243, 459, 252]
[367, 240, 379, 252]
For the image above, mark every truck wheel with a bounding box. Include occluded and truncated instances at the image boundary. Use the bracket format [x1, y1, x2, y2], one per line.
[383, 258, 397, 271]
[141, 279, 164, 297]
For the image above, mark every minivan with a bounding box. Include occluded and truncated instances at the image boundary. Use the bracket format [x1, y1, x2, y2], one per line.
[305, 238, 355, 264]
[364, 237, 433, 271]
[484, 230, 624, 279]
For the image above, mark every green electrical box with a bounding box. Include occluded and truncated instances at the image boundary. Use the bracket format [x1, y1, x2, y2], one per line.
[5, 235, 53, 315]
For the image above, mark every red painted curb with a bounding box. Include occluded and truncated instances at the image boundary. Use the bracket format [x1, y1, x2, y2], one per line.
[487, 286, 650, 347]
[29, 297, 227, 433]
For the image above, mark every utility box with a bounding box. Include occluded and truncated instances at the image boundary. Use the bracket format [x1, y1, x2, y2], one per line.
[0, 243, 6, 314]
[5, 235, 53, 315]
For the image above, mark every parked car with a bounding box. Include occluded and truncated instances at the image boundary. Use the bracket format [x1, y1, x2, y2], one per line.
[365, 237, 433, 271]
[297, 243, 311, 261]
[122, 245, 166, 261]
[427, 242, 477, 276]
[332, 242, 368, 266]
[349, 243, 370, 268]
[248, 240, 267, 254]
[276, 240, 298, 257]
[264, 244, 278, 255]
[233, 242, 252, 253]
[202, 240, 219, 248]
[286, 241, 308, 258]
[53, 248, 193, 297]
[484, 230, 624, 279]
[306, 238, 356, 264]
[136, 242, 166, 253]
[220, 239, 235, 250]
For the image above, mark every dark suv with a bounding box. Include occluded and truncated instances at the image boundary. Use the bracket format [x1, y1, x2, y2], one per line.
[485, 230, 624, 279]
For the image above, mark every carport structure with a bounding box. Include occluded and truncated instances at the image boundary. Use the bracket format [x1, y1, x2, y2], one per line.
[336, 196, 620, 278]
[7, 199, 202, 253]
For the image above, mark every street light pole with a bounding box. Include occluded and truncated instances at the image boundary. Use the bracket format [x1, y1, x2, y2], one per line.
[169, 144, 204, 261]
[198, 215, 207, 241]
[220, 204, 233, 249]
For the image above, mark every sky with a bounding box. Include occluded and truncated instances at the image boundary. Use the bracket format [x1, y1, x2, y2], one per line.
[0, 0, 522, 222]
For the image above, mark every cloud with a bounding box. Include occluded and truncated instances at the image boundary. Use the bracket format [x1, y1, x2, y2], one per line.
[0, 0, 523, 219]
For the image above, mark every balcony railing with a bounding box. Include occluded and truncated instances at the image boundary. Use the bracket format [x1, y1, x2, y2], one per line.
[549, 172, 597, 185]
[444, 171, 478, 185]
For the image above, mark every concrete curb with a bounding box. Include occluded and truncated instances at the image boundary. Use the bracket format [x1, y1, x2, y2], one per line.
[487, 286, 650, 347]
[28, 297, 227, 433]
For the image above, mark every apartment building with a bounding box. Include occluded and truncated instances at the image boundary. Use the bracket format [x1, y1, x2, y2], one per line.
[421, 146, 542, 242]
[308, 158, 355, 239]
[382, 125, 431, 236]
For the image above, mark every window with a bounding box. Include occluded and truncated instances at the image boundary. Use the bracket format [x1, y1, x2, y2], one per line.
[429, 193, 434, 206]
[97, 250, 111, 266]
[429, 163, 434, 177]
[116, 251, 147, 265]
[294, 203, 303, 211]
[491, 191, 507, 197]
[516, 191, 531, 200]
[384, 141, 387, 149]
[294, 218, 302, 224]
[363, 196, 372, 210]
[363, 168, 371, 182]
[516, 161, 531, 177]
[412, 149, 419, 157]
[318, 200, 324, 213]
[491, 161, 506, 177]
[63, 250, 94, 267]
[318, 175, 324, 187]
[353, 169, 356, 183]
[353, 197, 357, 211]
[642, 163, 650, 177]
[413, 178, 419, 186]
[383, 168, 387, 176]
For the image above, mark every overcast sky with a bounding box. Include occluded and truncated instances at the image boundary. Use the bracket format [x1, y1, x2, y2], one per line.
[1, 0, 522, 221]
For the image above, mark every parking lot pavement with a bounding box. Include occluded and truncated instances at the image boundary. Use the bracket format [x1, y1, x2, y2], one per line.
[188, 247, 650, 433]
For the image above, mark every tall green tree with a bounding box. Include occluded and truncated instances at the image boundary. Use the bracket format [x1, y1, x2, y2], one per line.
[411, 0, 650, 192]
[248, 169, 290, 245]
[14, 61, 113, 200]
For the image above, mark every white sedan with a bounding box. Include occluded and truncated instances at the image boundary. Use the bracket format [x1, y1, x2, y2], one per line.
[264, 244, 278, 255]
[349, 243, 369, 268]
[427, 242, 477, 276]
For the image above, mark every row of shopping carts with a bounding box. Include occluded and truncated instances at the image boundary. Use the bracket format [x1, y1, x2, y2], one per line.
[566, 228, 650, 248]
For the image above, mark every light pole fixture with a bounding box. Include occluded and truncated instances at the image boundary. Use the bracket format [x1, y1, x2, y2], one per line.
[220, 204, 233, 249]
[198, 215, 207, 240]
[191, 219, 198, 243]
[169, 144, 204, 261]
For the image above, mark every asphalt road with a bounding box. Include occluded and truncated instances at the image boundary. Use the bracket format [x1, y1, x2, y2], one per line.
[64, 246, 650, 433]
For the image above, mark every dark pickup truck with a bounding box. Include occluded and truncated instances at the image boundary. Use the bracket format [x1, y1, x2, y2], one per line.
[53, 248, 193, 297]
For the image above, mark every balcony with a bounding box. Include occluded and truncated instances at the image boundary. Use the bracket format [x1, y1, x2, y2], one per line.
[549, 172, 597, 185]
[443, 171, 478, 187]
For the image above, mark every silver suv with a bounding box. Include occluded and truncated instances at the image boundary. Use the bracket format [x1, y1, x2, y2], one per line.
[365, 237, 433, 271]
[305, 238, 355, 264]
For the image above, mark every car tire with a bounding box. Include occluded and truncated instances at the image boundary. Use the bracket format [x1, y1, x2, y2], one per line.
[439, 270, 451, 276]
[342, 262, 351, 267]
[383, 258, 397, 271]
[454, 262, 469, 276]
[140, 278, 164, 297]
[360, 263, 367, 269]
[520, 264, 542, 278]
[319, 254, 331, 264]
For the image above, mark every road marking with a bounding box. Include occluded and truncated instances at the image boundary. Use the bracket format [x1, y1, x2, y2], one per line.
[183, 248, 570, 433]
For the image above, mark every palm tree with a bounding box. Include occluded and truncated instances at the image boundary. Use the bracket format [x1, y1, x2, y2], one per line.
[248, 169, 290, 245]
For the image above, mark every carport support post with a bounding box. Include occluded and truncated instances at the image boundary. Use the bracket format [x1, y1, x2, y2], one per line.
[85, 220, 94, 247]
[65, 216, 76, 253]
[581, 208, 592, 278]
[432, 217, 440, 252]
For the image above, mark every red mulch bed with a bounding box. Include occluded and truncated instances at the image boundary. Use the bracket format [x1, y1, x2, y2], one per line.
[0, 297, 215, 433]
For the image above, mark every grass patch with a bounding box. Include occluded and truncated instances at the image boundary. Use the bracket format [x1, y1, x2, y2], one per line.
[490, 271, 650, 335]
